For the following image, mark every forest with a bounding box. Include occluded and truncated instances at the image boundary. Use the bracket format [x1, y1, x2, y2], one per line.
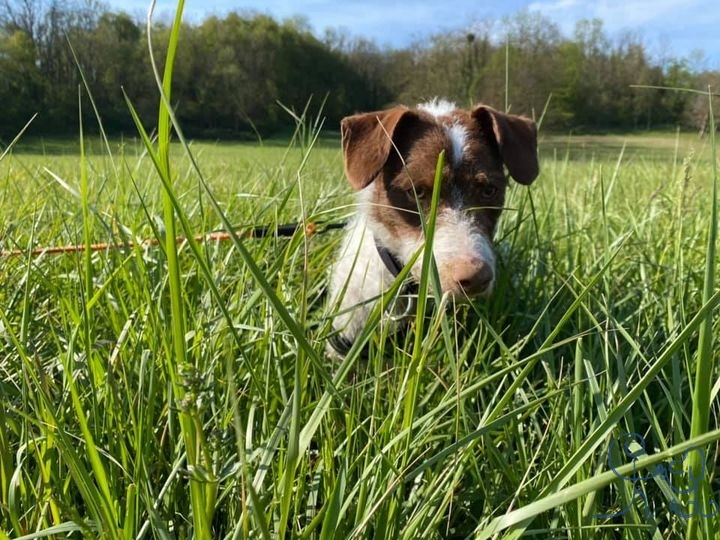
[1, 0, 719, 139]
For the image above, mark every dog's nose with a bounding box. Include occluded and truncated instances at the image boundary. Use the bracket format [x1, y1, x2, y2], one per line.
[451, 259, 494, 296]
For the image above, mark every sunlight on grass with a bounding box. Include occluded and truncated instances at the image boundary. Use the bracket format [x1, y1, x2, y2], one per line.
[0, 5, 719, 540]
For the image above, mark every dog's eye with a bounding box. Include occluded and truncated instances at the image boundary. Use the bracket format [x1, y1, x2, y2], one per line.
[406, 186, 427, 201]
[479, 184, 498, 198]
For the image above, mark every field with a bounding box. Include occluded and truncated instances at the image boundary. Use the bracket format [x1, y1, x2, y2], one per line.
[1, 111, 720, 540]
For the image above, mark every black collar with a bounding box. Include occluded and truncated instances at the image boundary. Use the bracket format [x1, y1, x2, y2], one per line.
[375, 243, 404, 278]
[375, 241, 418, 295]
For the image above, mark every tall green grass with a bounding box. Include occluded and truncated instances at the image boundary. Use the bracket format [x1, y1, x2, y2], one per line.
[1, 4, 719, 539]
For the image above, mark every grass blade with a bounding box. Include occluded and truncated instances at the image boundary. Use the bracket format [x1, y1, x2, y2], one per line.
[685, 86, 719, 540]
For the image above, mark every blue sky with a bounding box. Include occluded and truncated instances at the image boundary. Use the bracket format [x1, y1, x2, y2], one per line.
[111, 0, 720, 69]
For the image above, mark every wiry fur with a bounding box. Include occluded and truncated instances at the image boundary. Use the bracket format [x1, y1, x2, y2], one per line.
[327, 189, 398, 342]
[418, 98, 459, 118]
[328, 100, 539, 352]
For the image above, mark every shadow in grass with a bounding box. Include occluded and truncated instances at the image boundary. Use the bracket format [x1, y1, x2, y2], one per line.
[541, 131, 712, 163]
[5, 133, 342, 156]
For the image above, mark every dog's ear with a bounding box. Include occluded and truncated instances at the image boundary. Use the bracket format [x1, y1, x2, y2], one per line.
[472, 105, 539, 185]
[341, 107, 415, 190]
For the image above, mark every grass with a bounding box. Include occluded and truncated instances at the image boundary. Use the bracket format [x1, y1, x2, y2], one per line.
[1, 123, 720, 540]
[1, 10, 720, 540]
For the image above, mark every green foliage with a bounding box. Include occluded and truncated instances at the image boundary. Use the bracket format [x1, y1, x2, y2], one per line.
[1, 4, 719, 140]
[1, 110, 720, 540]
[0, 4, 391, 139]
[0, 5, 719, 537]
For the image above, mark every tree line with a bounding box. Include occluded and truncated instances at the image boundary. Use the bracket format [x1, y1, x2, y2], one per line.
[1, 0, 718, 140]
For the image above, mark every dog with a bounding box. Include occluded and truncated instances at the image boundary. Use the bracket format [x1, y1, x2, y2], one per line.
[327, 99, 539, 355]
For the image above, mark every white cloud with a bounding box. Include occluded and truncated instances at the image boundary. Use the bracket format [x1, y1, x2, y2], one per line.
[527, 0, 580, 14]
[526, 0, 716, 32]
[594, 0, 702, 29]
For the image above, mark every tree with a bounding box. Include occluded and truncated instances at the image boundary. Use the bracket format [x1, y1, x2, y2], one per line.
[0, 4, 716, 137]
[0, 28, 43, 135]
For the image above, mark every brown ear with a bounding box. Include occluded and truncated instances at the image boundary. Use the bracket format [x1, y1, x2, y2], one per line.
[340, 107, 414, 190]
[472, 105, 539, 185]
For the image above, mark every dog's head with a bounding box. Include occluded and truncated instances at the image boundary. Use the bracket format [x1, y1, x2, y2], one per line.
[340, 99, 539, 300]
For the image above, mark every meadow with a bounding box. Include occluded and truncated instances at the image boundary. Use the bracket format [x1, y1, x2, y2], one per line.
[0, 113, 719, 540]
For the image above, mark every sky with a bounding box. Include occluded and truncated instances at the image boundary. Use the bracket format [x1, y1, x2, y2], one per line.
[110, 0, 720, 70]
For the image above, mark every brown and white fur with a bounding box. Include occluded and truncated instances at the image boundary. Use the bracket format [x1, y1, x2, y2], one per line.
[327, 99, 539, 352]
